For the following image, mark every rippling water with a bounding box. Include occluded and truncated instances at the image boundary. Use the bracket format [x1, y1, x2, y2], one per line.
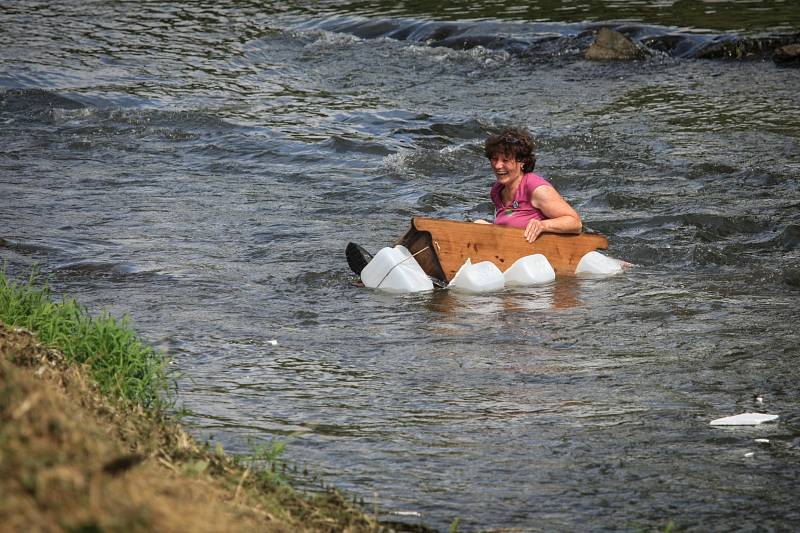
[2, 1, 800, 531]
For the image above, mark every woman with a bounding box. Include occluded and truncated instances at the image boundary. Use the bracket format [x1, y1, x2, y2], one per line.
[478, 128, 582, 243]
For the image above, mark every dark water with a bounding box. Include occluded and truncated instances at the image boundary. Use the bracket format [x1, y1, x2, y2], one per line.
[2, 1, 800, 531]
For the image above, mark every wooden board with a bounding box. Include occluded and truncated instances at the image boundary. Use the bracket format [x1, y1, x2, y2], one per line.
[395, 217, 609, 283]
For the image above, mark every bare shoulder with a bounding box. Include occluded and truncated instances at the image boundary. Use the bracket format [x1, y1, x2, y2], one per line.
[531, 184, 564, 203]
[530, 184, 580, 221]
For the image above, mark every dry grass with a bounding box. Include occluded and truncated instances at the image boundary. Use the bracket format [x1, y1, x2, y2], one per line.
[0, 322, 386, 532]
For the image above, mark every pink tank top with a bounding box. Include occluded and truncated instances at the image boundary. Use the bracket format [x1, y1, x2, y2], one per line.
[491, 172, 552, 228]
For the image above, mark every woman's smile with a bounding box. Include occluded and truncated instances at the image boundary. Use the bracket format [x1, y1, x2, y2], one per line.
[491, 154, 524, 184]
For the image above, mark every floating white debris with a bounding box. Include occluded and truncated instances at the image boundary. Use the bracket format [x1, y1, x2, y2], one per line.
[267, 339, 278, 346]
[448, 258, 505, 293]
[756, 396, 764, 403]
[391, 511, 422, 517]
[755, 438, 770, 444]
[709, 413, 779, 426]
[744, 452, 755, 458]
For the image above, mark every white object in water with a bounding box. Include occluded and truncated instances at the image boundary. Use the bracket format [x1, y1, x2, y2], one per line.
[448, 258, 505, 293]
[709, 413, 779, 426]
[503, 254, 555, 286]
[575, 251, 624, 277]
[360, 245, 434, 293]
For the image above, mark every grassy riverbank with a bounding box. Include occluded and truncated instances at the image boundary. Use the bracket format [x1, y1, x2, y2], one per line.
[0, 271, 392, 532]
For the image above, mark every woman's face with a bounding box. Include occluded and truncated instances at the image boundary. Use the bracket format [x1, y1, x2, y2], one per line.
[490, 151, 524, 185]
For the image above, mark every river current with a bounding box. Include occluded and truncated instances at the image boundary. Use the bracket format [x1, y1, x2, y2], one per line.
[2, 1, 800, 531]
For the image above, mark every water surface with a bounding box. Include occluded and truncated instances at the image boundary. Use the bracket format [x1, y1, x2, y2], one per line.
[2, 1, 799, 531]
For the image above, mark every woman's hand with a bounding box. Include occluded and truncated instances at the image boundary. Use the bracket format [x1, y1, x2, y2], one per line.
[523, 219, 546, 242]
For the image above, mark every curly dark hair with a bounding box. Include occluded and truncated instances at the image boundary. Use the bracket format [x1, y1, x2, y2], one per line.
[484, 127, 536, 173]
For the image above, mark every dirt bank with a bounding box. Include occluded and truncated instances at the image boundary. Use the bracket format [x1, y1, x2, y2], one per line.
[0, 322, 387, 532]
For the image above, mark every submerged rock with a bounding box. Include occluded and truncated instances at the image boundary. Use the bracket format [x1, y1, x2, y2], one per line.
[783, 266, 800, 288]
[0, 88, 86, 114]
[774, 43, 800, 66]
[687, 34, 800, 60]
[585, 28, 645, 61]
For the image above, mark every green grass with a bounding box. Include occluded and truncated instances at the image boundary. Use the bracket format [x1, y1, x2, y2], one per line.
[247, 439, 289, 485]
[0, 268, 168, 408]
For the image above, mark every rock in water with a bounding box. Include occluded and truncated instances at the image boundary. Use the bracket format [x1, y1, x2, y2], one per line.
[586, 28, 645, 61]
[774, 44, 800, 66]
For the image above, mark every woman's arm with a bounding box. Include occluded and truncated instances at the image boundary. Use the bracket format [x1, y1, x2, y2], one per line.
[524, 186, 582, 242]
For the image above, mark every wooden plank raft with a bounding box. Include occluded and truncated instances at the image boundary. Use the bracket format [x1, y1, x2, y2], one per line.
[394, 217, 609, 284]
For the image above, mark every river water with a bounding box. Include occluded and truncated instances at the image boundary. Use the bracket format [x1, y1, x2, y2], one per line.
[2, 1, 800, 531]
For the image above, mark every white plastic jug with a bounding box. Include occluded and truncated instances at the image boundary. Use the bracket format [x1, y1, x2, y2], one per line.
[448, 258, 505, 293]
[575, 251, 624, 277]
[360, 245, 434, 293]
[503, 254, 555, 286]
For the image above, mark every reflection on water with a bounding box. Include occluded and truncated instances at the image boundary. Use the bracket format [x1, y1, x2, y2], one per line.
[427, 278, 582, 315]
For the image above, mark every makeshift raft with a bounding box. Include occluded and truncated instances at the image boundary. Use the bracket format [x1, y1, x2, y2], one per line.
[390, 217, 609, 284]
